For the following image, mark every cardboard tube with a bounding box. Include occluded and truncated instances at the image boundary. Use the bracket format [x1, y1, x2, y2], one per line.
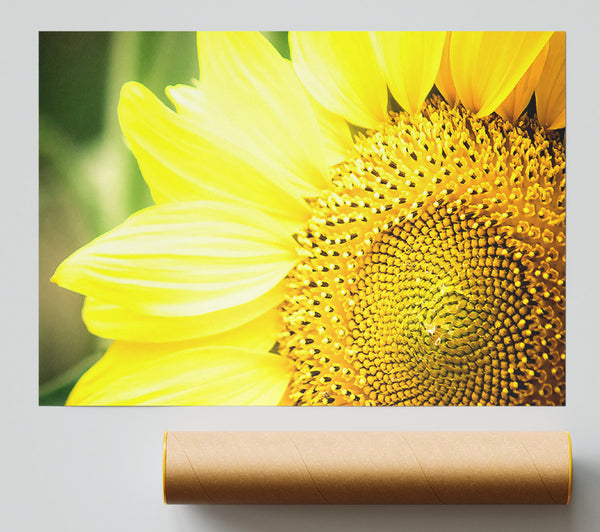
[163, 431, 571, 505]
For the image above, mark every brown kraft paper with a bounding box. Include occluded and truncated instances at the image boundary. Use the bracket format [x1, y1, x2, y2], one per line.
[163, 431, 572, 505]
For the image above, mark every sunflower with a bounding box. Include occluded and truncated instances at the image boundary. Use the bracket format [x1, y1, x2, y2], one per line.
[52, 31, 566, 406]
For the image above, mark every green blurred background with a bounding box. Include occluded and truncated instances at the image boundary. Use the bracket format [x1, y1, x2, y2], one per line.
[39, 31, 290, 405]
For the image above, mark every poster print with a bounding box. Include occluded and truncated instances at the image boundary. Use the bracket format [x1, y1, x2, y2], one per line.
[41, 32, 565, 406]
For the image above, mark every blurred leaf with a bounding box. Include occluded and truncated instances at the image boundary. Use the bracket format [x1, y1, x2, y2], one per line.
[135, 32, 198, 102]
[39, 32, 111, 141]
[263, 32, 290, 59]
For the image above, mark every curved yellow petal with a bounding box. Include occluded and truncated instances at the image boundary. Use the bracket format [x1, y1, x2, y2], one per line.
[289, 32, 388, 129]
[195, 32, 329, 196]
[185, 306, 284, 351]
[496, 43, 549, 124]
[435, 33, 458, 106]
[535, 32, 565, 130]
[119, 82, 310, 232]
[67, 343, 293, 405]
[165, 81, 204, 118]
[170, 307, 283, 351]
[450, 31, 552, 117]
[306, 91, 355, 166]
[52, 201, 297, 317]
[82, 283, 285, 343]
[370, 31, 446, 114]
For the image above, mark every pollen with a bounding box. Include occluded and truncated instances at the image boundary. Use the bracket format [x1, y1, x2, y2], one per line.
[279, 97, 565, 406]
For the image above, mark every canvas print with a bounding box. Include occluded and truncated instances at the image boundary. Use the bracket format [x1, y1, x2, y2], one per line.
[40, 31, 565, 406]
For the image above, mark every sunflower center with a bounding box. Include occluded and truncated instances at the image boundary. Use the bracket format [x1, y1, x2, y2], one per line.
[349, 212, 529, 405]
[279, 97, 565, 406]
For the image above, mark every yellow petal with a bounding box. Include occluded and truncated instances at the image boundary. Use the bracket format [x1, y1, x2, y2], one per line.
[535, 32, 565, 130]
[164, 81, 204, 118]
[306, 90, 355, 166]
[435, 33, 458, 106]
[52, 201, 297, 317]
[496, 43, 549, 124]
[164, 307, 282, 351]
[450, 31, 552, 117]
[194, 32, 329, 196]
[370, 31, 446, 114]
[289, 32, 388, 129]
[181, 306, 284, 351]
[82, 283, 285, 343]
[119, 82, 310, 232]
[67, 343, 292, 405]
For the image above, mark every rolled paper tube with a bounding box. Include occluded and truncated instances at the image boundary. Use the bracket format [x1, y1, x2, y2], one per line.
[163, 431, 572, 505]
